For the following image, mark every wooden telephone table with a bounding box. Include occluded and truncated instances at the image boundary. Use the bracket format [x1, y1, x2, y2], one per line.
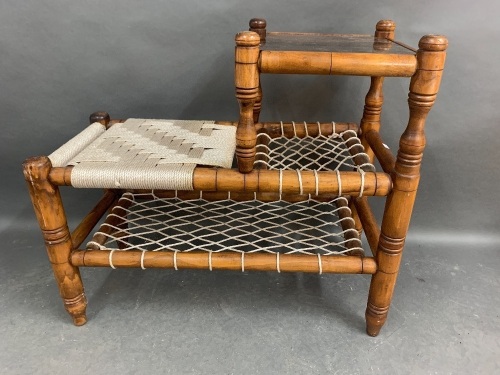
[23, 19, 447, 336]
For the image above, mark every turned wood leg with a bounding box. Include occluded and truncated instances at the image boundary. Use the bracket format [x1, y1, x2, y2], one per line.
[366, 34, 448, 336]
[23, 156, 87, 325]
[235, 31, 260, 173]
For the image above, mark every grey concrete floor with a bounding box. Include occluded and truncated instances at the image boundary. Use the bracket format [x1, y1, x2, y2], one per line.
[1, 200, 499, 374]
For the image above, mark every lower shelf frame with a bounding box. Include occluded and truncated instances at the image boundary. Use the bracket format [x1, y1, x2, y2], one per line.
[71, 249, 377, 274]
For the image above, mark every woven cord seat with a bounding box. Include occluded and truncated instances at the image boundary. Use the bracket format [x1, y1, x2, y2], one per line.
[48, 118, 236, 190]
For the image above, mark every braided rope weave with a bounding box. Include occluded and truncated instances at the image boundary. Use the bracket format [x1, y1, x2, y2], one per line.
[49, 119, 236, 190]
[48, 122, 106, 167]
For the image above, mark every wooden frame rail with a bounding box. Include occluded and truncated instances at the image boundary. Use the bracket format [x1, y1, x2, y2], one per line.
[215, 121, 359, 138]
[365, 130, 396, 173]
[86, 193, 134, 250]
[71, 250, 377, 274]
[259, 51, 417, 77]
[335, 198, 364, 256]
[125, 190, 343, 202]
[71, 190, 118, 249]
[352, 197, 381, 256]
[255, 121, 358, 138]
[49, 168, 392, 197]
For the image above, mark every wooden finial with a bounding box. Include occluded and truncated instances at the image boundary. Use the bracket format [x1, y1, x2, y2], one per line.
[376, 20, 396, 34]
[22, 155, 51, 180]
[89, 111, 111, 128]
[249, 18, 267, 42]
[373, 20, 396, 51]
[235, 31, 261, 47]
[418, 34, 448, 51]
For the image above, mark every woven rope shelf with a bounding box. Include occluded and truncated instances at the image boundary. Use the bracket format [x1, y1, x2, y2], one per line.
[87, 192, 364, 257]
[255, 122, 375, 173]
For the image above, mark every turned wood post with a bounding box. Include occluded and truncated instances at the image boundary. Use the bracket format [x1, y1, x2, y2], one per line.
[366, 35, 448, 336]
[352, 20, 396, 234]
[235, 31, 260, 173]
[359, 20, 396, 162]
[23, 156, 87, 325]
[249, 19, 266, 122]
[253, 84, 263, 124]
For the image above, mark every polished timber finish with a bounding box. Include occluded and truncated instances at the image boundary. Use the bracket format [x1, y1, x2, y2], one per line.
[234, 19, 419, 173]
[234, 19, 448, 336]
[23, 20, 447, 337]
[365, 34, 448, 336]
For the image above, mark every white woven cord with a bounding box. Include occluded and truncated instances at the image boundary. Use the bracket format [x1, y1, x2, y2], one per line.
[48, 122, 106, 167]
[174, 250, 179, 271]
[358, 168, 366, 197]
[314, 170, 319, 196]
[254, 124, 374, 196]
[296, 170, 304, 195]
[279, 170, 283, 197]
[336, 170, 342, 196]
[140, 250, 146, 270]
[109, 249, 116, 270]
[60, 119, 235, 189]
[317, 121, 322, 136]
[86, 193, 364, 257]
[254, 128, 374, 173]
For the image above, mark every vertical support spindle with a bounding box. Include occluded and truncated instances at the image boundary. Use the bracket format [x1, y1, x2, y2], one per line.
[366, 34, 448, 336]
[353, 20, 396, 235]
[249, 18, 266, 123]
[235, 31, 260, 173]
[359, 20, 396, 162]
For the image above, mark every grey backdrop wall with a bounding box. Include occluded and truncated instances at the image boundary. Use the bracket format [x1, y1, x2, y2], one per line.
[2, 0, 499, 241]
[1, 1, 500, 373]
